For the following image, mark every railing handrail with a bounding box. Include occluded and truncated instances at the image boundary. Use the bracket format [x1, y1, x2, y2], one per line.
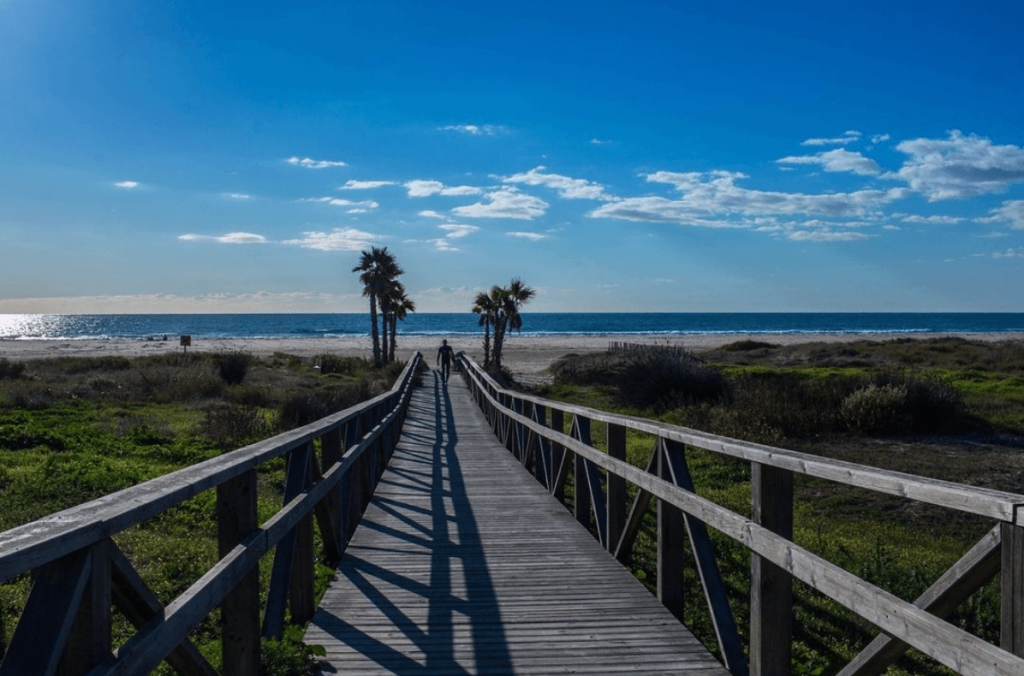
[0, 352, 423, 676]
[458, 353, 1024, 676]
[463, 357, 1024, 524]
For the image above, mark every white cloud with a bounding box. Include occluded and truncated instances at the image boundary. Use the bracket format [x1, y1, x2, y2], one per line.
[286, 156, 347, 169]
[507, 231, 548, 241]
[590, 138, 611, 145]
[179, 232, 267, 244]
[439, 124, 504, 136]
[993, 248, 1024, 258]
[787, 229, 870, 242]
[776, 148, 881, 176]
[404, 179, 483, 197]
[978, 200, 1024, 229]
[304, 196, 379, 209]
[224, 193, 251, 200]
[418, 210, 448, 219]
[589, 170, 906, 226]
[282, 228, 377, 251]
[452, 187, 549, 220]
[893, 131, 1024, 200]
[338, 180, 397, 190]
[801, 131, 861, 147]
[439, 224, 480, 238]
[114, 180, 139, 189]
[502, 166, 614, 200]
[901, 214, 964, 224]
[871, 134, 891, 144]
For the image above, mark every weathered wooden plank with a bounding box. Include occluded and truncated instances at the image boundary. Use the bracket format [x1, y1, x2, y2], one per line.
[607, 422, 627, 554]
[217, 469, 259, 676]
[1002, 522, 1024, 656]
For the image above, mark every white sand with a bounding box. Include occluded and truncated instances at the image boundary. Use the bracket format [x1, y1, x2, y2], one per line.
[3, 332, 1021, 386]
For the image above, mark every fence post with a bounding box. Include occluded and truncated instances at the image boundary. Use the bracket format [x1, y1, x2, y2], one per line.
[607, 423, 627, 555]
[550, 408, 566, 502]
[1002, 521, 1024, 656]
[657, 438, 686, 622]
[59, 539, 112, 676]
[218, 469, 260, 675]
[750, 462, 793, 676]
[573, 416, 592, 530]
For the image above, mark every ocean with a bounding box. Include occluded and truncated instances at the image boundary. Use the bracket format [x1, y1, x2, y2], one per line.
[2, 313, 1023, 341]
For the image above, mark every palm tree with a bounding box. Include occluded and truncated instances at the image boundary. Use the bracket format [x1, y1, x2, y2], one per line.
[471, 289, 499, 366]
[388, 287, 416, 363]
[352, 247, 402, 367]
[491, 277, 535, 368]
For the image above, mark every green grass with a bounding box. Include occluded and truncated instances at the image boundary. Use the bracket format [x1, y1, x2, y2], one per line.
[0, 351, 400, 675]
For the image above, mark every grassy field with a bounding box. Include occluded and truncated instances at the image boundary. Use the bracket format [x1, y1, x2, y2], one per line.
[537, 337, 1024, 676]
[0, 351, 405, 676]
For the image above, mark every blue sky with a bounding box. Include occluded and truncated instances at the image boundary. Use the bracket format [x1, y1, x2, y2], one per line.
[2, 0, 1023, 313]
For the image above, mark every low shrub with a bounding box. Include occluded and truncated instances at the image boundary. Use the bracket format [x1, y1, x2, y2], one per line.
[277, 382, 374, 430]
[197, 405, 271, 450]
[216, 352, 251, 385]
[0, 358, 25, 379]
[616, 345, 730, 411]
[841, 383, 913, 435]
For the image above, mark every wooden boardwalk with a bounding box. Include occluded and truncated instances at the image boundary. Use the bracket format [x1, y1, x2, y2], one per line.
[305, 369, 730, 675]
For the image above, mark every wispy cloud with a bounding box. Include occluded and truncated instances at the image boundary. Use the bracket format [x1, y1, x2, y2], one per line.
[993, 248, 1024, 259]
[224, 192, 251, 200]
[304, 196, 379, 210]
[801, 131, 861, 147]
[452, 187, 549, 220]
[776, 148, 881, 176]
[439, 124, 505, 136]
[338, 180, 397, 190]
[589, 170, 906, 227]
[901, 214, 964, 224]
[179, 232, 267, 244]
[439, 224, 480, 238]
[871, 134, 891, 144]
[282, 228, 378, 251]
[418, 210, 448, 219]
[507, 231, 548, 241]
[114, 180, 139, 189]
[286, 156, 347, 169]
[978, 200, 1024, 229]
[502, 166, 615, 200]
[404, 179, 482, 197]
[590, 138, 611, 146]
[893, 131, 1024, 200]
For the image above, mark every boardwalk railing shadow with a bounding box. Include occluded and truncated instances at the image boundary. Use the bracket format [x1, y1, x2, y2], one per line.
[312, 371, 514, 675]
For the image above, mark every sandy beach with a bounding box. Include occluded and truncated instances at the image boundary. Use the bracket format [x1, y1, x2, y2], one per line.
[3, 332, 1022, 386]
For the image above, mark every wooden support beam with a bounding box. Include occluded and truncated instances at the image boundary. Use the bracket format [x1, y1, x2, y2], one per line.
[320, 427, 345, 559]
[606, 423, 627, 555]
[550, 408, 566, 502]
[217, 470, 260, 676]
[109, 545, 217, 676]
[1, 548, 90, 676]
[662, 440, 747, 676]
[573, 416, 592, 531]
[657, 439, 687, 623]
[750, 462, 794, 676]
[614, 443, 658, 564]
[263, 443, 312, 639]
[1002, 521, 1024, 657]
[840, 525, 1001, 676]
[59, 539, 112, 676]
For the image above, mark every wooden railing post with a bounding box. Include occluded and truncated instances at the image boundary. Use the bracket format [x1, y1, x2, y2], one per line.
[1002, 521, 1024, 657]
[657, 438, 687, 622]
[751, 462, 794, 676]
[607, 423, 627, 554]
[573, 416, 592, 530]
[218, 469, 260, 676]
[59, 539, 112, 676]
[550, 408, 566, 502]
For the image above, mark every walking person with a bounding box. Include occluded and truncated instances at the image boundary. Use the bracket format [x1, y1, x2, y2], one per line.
[436, 339, 455, 384]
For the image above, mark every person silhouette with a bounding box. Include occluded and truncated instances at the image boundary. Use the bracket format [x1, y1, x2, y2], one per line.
[436, 339, 455, 384]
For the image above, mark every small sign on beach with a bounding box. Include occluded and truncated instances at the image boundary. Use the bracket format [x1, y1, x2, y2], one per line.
[180, 334, 192, 353]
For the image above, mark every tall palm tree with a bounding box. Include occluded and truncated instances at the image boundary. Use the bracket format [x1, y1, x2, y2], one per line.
[491, 277, 535, 368]
[471, 289, 499, 366]
[388, 287, 416, 363]
[352, 247, 402, 367]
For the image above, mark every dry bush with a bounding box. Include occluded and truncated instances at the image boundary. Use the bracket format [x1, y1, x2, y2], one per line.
[616, 345, 731, 412]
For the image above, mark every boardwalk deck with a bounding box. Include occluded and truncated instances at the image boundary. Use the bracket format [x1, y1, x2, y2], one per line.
[306, 369, 730, 675]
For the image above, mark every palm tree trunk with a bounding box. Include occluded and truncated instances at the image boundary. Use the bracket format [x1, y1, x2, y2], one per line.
[389, 315, 397, 362]
[484, 320, 491, 366]
[380, 305, 390, 365]
[369, 296, 381, 366]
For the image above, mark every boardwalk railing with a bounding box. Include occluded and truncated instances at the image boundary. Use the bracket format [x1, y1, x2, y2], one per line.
[459, 354, 1024, 676]
[0, 353, 422, 676]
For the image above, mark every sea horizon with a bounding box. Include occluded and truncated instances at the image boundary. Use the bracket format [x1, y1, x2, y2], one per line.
[3, 312, 1024, 342]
